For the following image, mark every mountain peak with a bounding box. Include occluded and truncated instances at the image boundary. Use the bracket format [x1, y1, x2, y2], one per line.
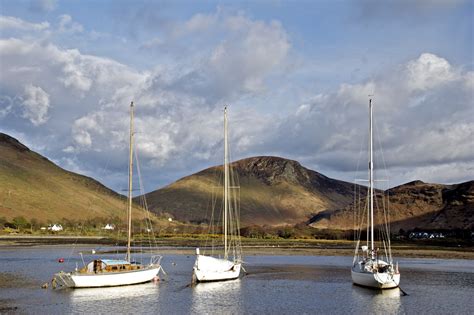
[405, 180, 425, 186]
[0, 133, 30, 152]
[232, 156, 311, 186]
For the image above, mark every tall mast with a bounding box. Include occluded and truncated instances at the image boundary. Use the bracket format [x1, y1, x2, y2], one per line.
[369, 98, 374, 257]
[223, 106, 229, 260]
[126, 102, 134, 262]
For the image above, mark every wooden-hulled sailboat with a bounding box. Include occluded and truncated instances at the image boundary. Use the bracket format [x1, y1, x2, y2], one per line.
[53, 102, 162, 288]
[351, 98, 400, 289]
[193, 106, 243, 282]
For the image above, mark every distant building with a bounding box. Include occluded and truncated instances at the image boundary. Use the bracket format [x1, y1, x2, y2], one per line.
[409, 231, 445, 240]
[48, 224, 63, 232]
[102, 224, 115, 230]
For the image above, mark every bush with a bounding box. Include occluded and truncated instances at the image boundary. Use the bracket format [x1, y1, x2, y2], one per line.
[12, 216, 30, 230]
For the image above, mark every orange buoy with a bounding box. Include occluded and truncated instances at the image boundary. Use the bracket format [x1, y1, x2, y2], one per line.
[58, 258, 65, 263]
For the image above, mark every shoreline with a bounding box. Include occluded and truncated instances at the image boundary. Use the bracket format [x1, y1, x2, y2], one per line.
[1, 235, 473, 259]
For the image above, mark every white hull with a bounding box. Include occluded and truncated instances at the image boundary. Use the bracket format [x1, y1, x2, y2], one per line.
[351, 269, 400, 289]
[193, 255, 241, 282]
[55, 265, 161, 288]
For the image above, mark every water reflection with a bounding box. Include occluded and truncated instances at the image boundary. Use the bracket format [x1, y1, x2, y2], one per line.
[65, 283, 159, 302]
[352, 285, 402, 314]
[191, 280, 242, 314]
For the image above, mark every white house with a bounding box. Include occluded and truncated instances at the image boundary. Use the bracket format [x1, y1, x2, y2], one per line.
[102, 224, 115, 230]
[48, 224, 63, 232]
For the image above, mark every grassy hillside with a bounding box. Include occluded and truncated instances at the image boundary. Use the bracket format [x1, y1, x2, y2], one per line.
[0, 133, 148, 224]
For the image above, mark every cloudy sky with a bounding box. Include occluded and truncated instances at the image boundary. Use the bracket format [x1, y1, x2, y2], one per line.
[0, 0, 472, 194]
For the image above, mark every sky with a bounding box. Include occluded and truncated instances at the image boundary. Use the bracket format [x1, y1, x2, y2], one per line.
[0, 0, 473, 194]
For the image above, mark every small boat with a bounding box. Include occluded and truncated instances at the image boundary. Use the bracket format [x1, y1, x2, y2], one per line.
[193, 106, 243, 282]
[351, 98, 400, 289]
[53, 102, 162, 288]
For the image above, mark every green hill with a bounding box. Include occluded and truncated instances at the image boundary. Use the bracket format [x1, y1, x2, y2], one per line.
[0, 133, 145, 225]
[141, 156, 355, 226]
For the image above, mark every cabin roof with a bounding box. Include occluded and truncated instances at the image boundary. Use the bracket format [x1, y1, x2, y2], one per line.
[100, 259, 130, 265]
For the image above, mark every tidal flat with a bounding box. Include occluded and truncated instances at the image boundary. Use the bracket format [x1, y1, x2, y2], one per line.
[1, 245, 473, 314]
[1, 235, 473, 259]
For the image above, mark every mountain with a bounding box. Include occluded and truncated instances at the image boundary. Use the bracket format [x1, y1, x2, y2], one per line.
[141, 156, 356, 226]
[0, 133, 145, 224]
[310, 180, 474, 230]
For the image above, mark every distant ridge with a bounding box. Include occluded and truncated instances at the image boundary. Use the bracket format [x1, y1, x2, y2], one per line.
[310, 180, 474, 230]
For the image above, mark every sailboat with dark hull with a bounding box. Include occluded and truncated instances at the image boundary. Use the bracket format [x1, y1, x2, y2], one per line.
[53, 102, 162, 288]
[351, 98, 400, 289]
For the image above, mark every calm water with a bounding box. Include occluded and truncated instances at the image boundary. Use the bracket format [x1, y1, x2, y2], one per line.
[0, 246, 473, 314]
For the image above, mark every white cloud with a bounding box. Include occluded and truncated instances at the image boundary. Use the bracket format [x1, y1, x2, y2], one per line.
[0, 15, 49, 31]
[151, 10, 290, 100]
[20, 84, 50, 126]
[405, 53, 457, 91]
[261, 52, 474, 185]
[0, 38, 145, 97]
[73, 130, 92, 147]
[62, 145, 75, 153]
[57, 14, 83, 34]
[0, 7, 471, 192]
[208, 18, 289, 94]
[174, 13, 217, 36]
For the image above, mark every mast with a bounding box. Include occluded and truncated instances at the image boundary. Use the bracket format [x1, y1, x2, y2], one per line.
[126, 102, 134, 262]
[223, 106, 229, 260]
[369, 98, 374, 257]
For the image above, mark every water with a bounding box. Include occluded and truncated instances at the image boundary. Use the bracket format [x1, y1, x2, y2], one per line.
[0, 246, 473, 314]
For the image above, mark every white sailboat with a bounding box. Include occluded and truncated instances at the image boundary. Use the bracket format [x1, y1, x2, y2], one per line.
[53, 102, 162, 288]
[193, 106, 243, 282]
[351, 98, 400, 289]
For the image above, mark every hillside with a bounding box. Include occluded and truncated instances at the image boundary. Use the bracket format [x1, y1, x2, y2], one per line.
[141, 156, 356, 226]
[0, 133, 147, 224]
[310, 180, 474, 230]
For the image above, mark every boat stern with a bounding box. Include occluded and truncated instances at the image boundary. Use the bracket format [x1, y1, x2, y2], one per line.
[53, 271, 76, 288]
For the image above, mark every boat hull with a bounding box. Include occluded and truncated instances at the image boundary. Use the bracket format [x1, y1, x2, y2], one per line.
[193, 255, 241, 282]
[55, 265, 161, 288]
[351, 269, 400, 289]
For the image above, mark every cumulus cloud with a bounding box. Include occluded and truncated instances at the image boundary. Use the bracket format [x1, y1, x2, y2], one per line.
[208, 18, 289, 94]
[0, 11, 471, 192]
[259, 53, 474, 185]
[143, 10, 290, 101]
[20, 84, 51, 126]
[0, 15, 49, 31]
[405, 53, 457, 91]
